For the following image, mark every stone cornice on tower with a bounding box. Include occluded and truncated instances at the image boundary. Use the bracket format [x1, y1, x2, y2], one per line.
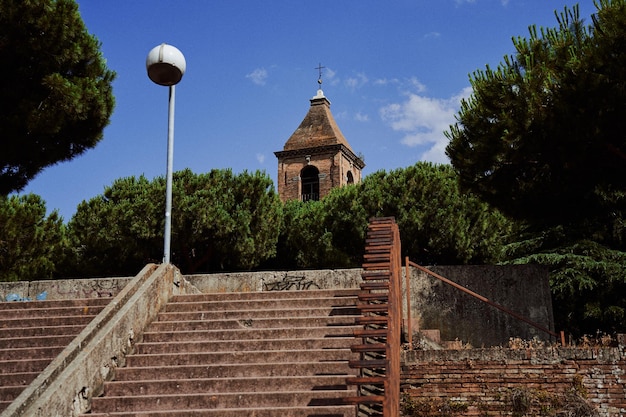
[274, 144, 365, 170]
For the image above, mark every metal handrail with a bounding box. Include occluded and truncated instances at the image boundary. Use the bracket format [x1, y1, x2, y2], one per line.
[405, 259, 565, 347]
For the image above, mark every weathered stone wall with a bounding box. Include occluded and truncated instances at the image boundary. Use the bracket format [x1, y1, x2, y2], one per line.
[0, 277, 133, 301]
[185, 268, 363, 293]
[188, 265, 553, 347]
[407, 265, 554, 347]
[0, 265, 553, 348]
[401, 340, 626, 417]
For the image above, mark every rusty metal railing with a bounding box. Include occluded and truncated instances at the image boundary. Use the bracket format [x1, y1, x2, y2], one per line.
[345, 217, 401, 416]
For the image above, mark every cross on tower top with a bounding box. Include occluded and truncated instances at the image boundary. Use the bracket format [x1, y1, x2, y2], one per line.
[315, 63, 325, 87]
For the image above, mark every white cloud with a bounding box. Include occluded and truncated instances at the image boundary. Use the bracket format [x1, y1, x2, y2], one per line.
[345, 72, 369, 90]
[380, 86, 473, 163]
[334, 110, 348, 120]
[373, 78, 399, 86]
[423, 31, 441, 40]
[407, 77, 427, 93]
[354, 112, 369, 122]
[256, 153, 265, 164]
[246, 68, 268, 86]
[324, 67, 339, 86]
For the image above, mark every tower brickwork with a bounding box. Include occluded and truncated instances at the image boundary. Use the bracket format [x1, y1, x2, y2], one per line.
[275, 89, 364, 202]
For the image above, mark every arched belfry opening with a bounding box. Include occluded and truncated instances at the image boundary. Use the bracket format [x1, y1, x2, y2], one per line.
[274, 69, 365, 202]
[300, 165, 320, 201]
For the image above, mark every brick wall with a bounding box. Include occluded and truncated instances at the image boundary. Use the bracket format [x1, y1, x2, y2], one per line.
[276, 147, 362, 202]
[401, 343, 626, 416]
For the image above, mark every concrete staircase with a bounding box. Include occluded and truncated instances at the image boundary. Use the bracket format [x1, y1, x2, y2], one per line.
[0, 297, 110, 412]
[83, 289, 362, 416]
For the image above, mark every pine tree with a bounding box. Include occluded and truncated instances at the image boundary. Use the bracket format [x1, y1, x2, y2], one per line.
[0, 0, 115, 195]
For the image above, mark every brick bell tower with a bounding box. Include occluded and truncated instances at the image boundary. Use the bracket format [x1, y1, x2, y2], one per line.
[274, 70, 365, 203]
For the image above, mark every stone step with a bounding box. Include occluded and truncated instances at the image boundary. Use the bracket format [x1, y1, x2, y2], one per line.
[0, 358, 52, 374]
[0, 315, 96, 328]
[134, 337, 356, 354]
[90, 390, 355, 412]
[0, 334, 75, 349]
[171, 289, 359, 302]
[147, 315, 357, 332]
[0, 346, 64, 361]
[0, 305, 104, 319]
[81, 289, 362, 416]
[0, 298, 110, 311]
[112, 361, 355, 381]
[141, 326, 358, 343]
[163, 296, 358, 313]
[125, 349, 356, 367]
[0, 372, 38, 387]
[0, 386, 23, 402]
[0, 297, 109, 413]
[86, 405, 356, 417]
[0, 401, 12, 412]
[0, 324, 85, 339]
[155, 306, 359, 321]
[103, 375, 351, 396]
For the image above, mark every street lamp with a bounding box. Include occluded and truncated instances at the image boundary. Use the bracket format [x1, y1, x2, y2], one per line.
[146, 43, 186, 264]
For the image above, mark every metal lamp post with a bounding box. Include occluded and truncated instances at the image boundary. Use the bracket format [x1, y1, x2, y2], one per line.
[146, 43, 186, 264]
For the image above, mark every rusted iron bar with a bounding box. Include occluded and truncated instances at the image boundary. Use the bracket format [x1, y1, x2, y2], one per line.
[347, 217, 402, 417]
[384, 220, 401, 417]
[404, 256, 413, 350]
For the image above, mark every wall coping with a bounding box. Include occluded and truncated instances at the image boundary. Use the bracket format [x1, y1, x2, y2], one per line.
[402, 343, 626, 364]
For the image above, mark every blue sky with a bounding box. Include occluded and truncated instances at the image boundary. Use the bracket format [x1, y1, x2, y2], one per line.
[20, 0, 597, 221]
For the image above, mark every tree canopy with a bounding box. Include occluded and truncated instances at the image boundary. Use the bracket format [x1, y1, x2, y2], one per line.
[0, 194, 67, 281]
[445, 0, 626, 227]
[66, 169, 282, 276]
[0, 0, 115, 195]
[446, 0, 626, 335]
[358, 163, 513, 265]
[272, 162, 513, 269]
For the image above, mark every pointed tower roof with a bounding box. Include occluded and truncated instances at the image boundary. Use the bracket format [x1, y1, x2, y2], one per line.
[281, 89, 355, 153]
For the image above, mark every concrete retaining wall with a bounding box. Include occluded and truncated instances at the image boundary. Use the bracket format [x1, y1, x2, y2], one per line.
[185, 268, 363, 293]
[0, 277, 133, 301]
[187, 265, 554, 347]
[0, 265, 553, 348]
[407, 265, 554, 347]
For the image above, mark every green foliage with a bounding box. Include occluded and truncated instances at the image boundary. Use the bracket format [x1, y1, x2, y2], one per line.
[65, 175, 161, 277]
[358, 163, 513, 265]
[273, 162, 512, 268]
[66, 169, 281, 276]
[273, 184, 367, 269]
[446, 1, 626, 226]
[0, 194, 67, 281]
[273, 199, 350, 269]
[0, 0, 115, 195]
[172, 169, 281, 272]
[446, 1, 626, 335]
[505, 229, 626, 334]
